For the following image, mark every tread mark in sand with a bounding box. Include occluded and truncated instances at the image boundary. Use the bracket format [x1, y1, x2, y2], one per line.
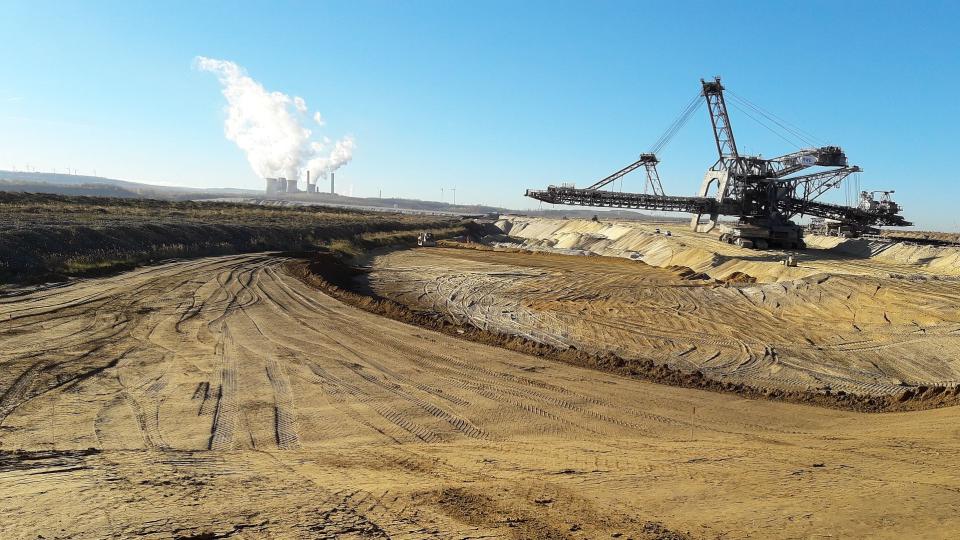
[254, 271, 485, 439]
[305, 362, 439, 443]
[266, 361, 301, 449]
[209, 329, 239, 450]
[194, 381, 214, 416]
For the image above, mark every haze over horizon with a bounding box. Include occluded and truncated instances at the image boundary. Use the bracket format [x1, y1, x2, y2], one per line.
[2, 0, 958, 229]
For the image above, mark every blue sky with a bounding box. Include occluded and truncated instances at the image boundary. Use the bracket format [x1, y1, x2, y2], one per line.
[1, 0, 958, 228]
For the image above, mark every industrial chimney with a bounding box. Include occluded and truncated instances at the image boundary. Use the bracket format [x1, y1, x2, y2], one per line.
[330, 172, 335, 195]
[306, 170, 315, 193]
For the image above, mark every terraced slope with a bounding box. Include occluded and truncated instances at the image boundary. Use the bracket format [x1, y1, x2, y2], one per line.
[369, 248, 960, 396]
[494, 216, 960, 280]
[1, 254, 959, 538]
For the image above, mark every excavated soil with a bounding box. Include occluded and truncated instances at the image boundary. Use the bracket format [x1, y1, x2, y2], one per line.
[365, 218, 960, 400]
[496, 216, 960, 279]
[2, 253, 960, 538]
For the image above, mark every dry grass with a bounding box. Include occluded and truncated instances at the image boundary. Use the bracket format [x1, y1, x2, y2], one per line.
[0, 192, 460, 284]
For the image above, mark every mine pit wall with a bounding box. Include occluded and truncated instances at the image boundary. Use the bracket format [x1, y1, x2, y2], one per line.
[491, 216, 811, 283]
[804, 234, 960, 274]
[304, 250, 960, 411]
[491, 216, 960, 282]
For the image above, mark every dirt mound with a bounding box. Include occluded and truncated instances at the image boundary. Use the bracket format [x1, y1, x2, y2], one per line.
[721, 271, 756, 283]
[665, 265, 713, 281]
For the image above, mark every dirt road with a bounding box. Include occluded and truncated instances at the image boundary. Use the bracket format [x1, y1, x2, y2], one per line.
[2, 254, 959, 538]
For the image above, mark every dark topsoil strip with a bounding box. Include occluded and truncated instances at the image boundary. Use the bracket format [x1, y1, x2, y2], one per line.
[287, 250, 960, 414]
[0, 193, 459, 284]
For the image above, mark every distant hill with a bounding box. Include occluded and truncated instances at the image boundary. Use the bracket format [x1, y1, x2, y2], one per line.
[0, 170, 255, 194]
[0, 170, 258, 200]
[1, 170, 168, 190]
[0, 180, 141, 198]
[267, 191, 505, 215]
[0, 169, 663, 220]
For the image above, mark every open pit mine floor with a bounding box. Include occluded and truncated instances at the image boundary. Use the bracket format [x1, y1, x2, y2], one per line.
[367, 233, 960, 399]
[2, 253, 960, 539]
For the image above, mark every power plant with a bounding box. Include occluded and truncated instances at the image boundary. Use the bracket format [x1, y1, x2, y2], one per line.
[265, 177, 279, 194]
[264, 170, 338, 196]
[265, 177, 296, 194]
[526, 77, 911, 249]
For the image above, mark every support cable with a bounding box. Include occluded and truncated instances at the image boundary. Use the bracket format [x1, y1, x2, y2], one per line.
[726, 90, 823, 148]
[650, 92, 704, 155]
[727, 100, 804, 150]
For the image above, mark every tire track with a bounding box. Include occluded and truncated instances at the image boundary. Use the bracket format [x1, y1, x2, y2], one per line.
[209, 327, 239, 450]
[266, 360, 301, 450]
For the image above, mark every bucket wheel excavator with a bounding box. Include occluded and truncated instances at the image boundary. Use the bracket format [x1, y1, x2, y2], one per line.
[525, 77, 910, 249]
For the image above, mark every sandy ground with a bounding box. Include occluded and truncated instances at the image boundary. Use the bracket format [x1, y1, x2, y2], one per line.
[495, 217, 960, 281]
[368, 247, 960, 396]
[2, 253, 960, 538]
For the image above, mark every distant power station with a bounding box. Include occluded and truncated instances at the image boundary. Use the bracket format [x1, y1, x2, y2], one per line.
[264, 171, 337, 196]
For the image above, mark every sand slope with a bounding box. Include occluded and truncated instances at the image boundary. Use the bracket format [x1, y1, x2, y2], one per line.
[370, 247, 960, 396]
[496, 216, 960, 280]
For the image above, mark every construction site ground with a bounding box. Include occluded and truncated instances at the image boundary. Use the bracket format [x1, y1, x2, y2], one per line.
[368, 217, 960, 398]
[2, 250, 960, 538]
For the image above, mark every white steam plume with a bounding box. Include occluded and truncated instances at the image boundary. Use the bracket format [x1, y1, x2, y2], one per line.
[195, 56, 354, 183]
[306, 136, 356, 180]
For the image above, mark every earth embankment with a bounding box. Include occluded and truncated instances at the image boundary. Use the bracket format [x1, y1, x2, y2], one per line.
[0, 192, 456, 284]
[363, 217, 960, 400]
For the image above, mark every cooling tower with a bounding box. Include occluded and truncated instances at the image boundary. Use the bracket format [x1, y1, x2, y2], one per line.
[265, 177, 279, 194]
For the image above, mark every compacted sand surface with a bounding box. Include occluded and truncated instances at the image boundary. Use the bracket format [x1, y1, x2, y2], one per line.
[2, 254, 959, 538]
[370, 247, 960, 397]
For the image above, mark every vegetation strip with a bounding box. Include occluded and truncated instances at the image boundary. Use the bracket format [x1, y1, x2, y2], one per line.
[0, 192, 459, 284]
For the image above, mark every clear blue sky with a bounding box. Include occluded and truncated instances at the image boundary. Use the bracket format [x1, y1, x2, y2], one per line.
[1, 0, 957, 228]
